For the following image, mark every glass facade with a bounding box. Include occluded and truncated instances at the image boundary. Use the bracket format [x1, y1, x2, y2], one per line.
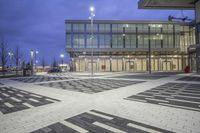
[66, 23, 188, 49]
[66, 20, 194, 72]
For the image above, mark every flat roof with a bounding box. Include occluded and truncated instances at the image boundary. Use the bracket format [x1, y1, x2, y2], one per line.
[65, 20, 189, 25]
[138, 0, 195, 10]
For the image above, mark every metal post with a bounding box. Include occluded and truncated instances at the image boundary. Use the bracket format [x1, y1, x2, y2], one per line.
[148, 26, 151, 74]
[62, 58, 64, 70]
[30, 50, 34, 76]
[89, 6, 95, 77]
[35, 52, 36, 70]
[91, 16, 94, 77]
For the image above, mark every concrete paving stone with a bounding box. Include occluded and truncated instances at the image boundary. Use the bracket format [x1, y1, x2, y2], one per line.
[1, 72, 200, 133]
[31, 110, 174, 133]
[11, 76, 74, 83]
[0, 86, 60, 114]
[126, 82, 200, 112]
[38, 79, 144, 94]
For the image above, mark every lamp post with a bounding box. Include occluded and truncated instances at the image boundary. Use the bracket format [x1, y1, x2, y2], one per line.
[30, 49, 34, 75]
[60, 54, 64, 71]
[89, 6, 95, 77]
[148, 26, 151, 74]
[35, 51, 39, 70]
[8, 52, 13, 68]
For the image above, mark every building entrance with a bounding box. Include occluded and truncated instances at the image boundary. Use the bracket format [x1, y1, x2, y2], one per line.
[88, 62, 97, 72]
[162, 61, 172, 71]
[125, 61, 135, 71]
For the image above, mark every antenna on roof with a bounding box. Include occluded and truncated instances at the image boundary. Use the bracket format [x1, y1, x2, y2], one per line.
[168, 15, 193, 22]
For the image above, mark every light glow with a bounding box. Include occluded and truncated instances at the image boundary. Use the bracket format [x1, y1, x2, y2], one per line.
[90, 6, 95, 12]
[60, 54, 64, 58]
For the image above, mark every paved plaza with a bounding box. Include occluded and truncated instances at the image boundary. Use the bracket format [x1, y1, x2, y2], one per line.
[0, 72, 200, 133]
[108, 74, 168, 80]
[0, 86, 59, 114]
[38, 79, 144, 94]
[11, 76, 74, 83]
[32, 110, 173, 133]
[177, 76, 200, 82]
[126, 82, 200, 112]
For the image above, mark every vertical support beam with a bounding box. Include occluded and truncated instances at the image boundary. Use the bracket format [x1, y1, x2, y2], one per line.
[136, 26, 138, 48]
[110, 55, 112, 72]
[122, 56, 124, 71]
[173, 24, 176, 48]
[195, 0, 200, 73]
[148, 26, 151, 74]
[123, 26, 125, 48]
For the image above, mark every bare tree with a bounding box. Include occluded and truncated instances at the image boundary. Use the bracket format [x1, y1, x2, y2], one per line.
[13, 45, 23, 75]
[41, 57, 46, 71]
[0, 40, 8, 76]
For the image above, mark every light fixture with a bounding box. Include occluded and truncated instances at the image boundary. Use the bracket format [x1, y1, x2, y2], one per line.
[90, 6, 95, 12]
[60, 54, 64, 58]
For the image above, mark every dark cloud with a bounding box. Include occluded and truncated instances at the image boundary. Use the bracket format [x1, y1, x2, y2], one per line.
[0, 0, 194, 65]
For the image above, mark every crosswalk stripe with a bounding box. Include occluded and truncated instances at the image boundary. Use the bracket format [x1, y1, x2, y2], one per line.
[23, 103, 35, 108]
[93, 122, 126, 133]
[17, 94, 24, 97]
[61, 121, 88, 133]
[145, 98, 169, 103]
[5, 102, 14, 108]
[8, 91, 14, 93]
[159, 103, 200, 111]
[30, 94, 42, 98]
[46, 98, 56, 102]
[127, 123, 162, 133]
[2, 93, 9, 97]
[172, 94, 200, 99]
[20, 91, 29, 94]
[125, 98, 147, 103]
[29, 98, 39, 102]
[166, 98, 200, 104]
[88, 111, 114, 120]
[11, 97, 21, 102]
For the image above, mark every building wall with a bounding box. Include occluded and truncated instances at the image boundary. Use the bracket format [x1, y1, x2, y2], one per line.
[66, 20, 192, 72]
[73, 55, 186, 72]
[66, 22, 187, 50]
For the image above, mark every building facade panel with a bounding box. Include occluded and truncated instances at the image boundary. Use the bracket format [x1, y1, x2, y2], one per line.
[66, 20, 194, 72]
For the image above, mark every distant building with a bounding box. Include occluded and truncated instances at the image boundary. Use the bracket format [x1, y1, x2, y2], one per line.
[65, 20, 195, 72]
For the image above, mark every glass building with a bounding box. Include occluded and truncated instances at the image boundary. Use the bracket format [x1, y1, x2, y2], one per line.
[65, 20, 196, 72]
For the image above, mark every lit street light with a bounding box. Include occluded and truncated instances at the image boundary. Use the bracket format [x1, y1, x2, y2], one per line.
[8, 52, 13, 68]
[35, 51, 39, 70]
[60, 54, 64, 71]
[89, 6, 95, 77]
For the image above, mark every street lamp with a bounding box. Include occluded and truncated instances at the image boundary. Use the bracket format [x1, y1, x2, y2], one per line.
[8, 52, 13, 68]
[60, 54, 64, 71]
[89, 6, 95, 77]
[35, 51, 39, 70]
[30, 49, 34, 75]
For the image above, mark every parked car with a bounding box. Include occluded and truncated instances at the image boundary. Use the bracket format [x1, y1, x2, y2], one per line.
[47, 68, 61, 73]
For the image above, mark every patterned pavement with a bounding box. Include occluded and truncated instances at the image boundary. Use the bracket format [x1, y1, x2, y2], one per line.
[108, 74, 168, 80]
[31, 110, 173, 133]
[126, 83, 200, 112]
[38, 79, 144, 94]
[0, 86, 59, 114]
[177, 76, 200, 82]
[11, 76, 73, 83]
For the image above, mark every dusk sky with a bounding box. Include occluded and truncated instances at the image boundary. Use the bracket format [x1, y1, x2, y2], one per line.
[0, 0, 195, 65]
